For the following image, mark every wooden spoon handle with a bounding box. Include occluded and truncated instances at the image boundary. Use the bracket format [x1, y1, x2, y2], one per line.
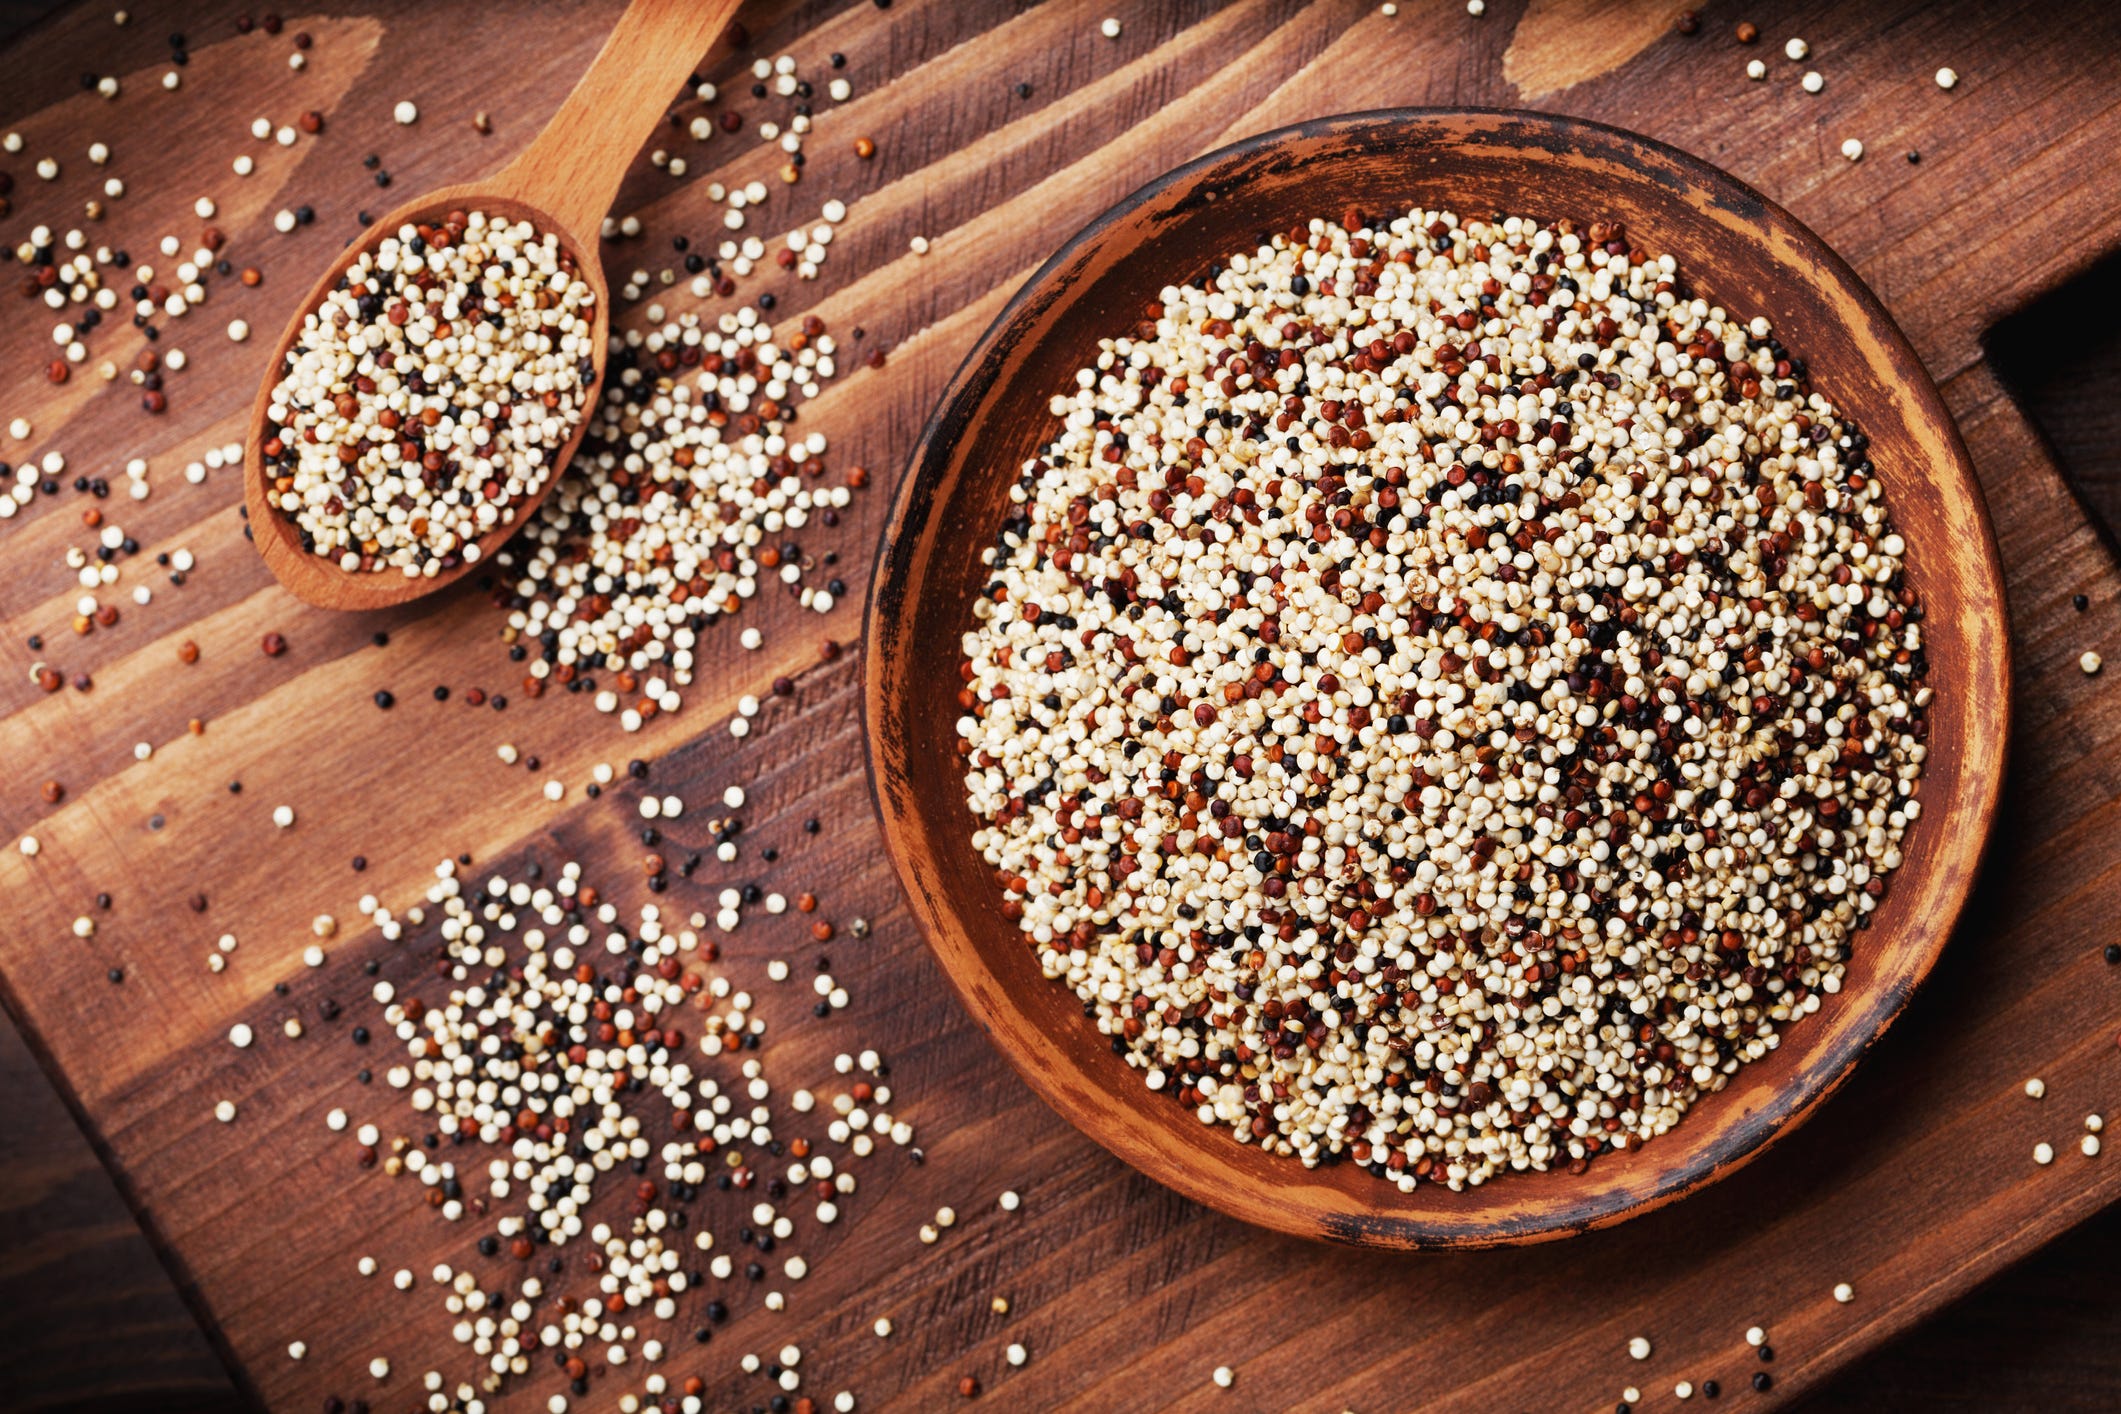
[500, 0, 743, 239]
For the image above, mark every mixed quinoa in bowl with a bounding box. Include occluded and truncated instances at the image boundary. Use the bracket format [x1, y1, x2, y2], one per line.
[954, 206, 1929, 1192]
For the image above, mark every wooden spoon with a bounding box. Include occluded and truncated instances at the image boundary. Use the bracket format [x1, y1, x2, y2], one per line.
[242, 0, 742, 610]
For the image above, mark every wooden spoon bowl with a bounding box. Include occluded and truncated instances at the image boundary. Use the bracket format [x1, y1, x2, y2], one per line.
[242, 0, 738, 610]
[863, 110, 2011, 1249]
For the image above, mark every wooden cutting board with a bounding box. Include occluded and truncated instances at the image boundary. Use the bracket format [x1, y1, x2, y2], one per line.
[3, 0, 2120, 1409]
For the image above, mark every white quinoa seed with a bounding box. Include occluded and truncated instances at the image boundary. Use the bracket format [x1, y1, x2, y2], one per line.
[2025, 1077, 2046, 1099]
[1840, 138, 1863, 162]
[1802, 70, 1824, 93]
[1785, 37, 1808, 60]
[1834, 1282, 1855, 1303]
[1100, 17, 1121, 38]
[1213, 1366, 1235, 1389]
[960, 208, 1930, 1190]
[1629, 1337, 1652, 1361]
[394, 100, 419, 124]
[2080, 650, 2102, 675]
[2084, 1134, 2102, 1157]
[2034, 1141, 2055, 1165]
[1935, 67, 1958, 89]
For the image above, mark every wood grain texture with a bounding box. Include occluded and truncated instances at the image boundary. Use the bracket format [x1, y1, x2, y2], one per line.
[1990, 252, 2121, 550]
[1503, 0, 1689, 100]
[1802, 1204, 2121, 1412]
[0, 1015, 240, 1413]
[0, 0, 2118, 1410]
[865, 108, 2008, 1248]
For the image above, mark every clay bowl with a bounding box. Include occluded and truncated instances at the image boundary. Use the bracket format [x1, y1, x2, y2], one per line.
[862, 109, 2009, 1248]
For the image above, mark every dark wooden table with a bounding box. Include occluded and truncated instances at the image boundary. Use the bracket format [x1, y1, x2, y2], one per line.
[3, 1, 2120, 1410]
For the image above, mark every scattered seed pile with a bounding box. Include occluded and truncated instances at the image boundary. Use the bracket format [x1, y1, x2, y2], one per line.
[260, 210, 596, 575]
[960, 207, 1932, 1190]
[491, 306, 862, 729]
[342, 856, 909, 1410]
